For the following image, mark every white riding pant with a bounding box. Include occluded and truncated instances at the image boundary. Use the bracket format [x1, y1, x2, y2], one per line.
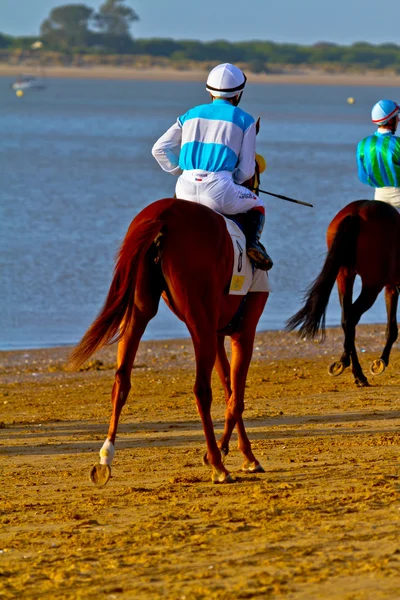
[374, 187, 400, 210]
[175, 170, 264, 215]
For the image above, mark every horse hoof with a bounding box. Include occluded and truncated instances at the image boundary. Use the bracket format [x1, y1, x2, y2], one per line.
[370, 359, 386, 376]
[355, 378, 370, 387]
[212, 471, 235, 484]
[242, 461, 265, 473]
[89, 464, 111, 487]
[328, 361, 345, 377]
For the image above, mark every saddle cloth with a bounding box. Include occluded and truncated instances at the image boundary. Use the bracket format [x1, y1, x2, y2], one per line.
[223, 216, 271, 296]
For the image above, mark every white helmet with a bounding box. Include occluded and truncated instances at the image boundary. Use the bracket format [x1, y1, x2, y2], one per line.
[206, 63, 247, 98]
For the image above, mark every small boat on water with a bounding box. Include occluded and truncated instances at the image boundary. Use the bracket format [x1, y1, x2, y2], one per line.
[12, 74, 46, 91]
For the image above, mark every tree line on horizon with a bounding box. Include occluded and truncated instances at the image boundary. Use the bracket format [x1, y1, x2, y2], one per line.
[2, 1, 400, 72]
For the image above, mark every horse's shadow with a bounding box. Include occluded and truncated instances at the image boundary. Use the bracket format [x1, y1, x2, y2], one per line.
[3, 409, 399, 457]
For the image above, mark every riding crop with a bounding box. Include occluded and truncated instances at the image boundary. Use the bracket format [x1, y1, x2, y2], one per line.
[252, 187, 313, 208]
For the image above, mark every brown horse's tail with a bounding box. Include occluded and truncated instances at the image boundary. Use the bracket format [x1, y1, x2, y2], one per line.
[68, 218, 163, 370]
[286, 214, 360, 340]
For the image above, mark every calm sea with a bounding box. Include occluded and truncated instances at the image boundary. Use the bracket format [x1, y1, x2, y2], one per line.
[0, 76, 396, 350]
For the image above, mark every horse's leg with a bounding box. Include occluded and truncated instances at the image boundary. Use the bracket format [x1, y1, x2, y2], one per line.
[91, 261, 162, 486]
[219, 292, 268, 472]
[214, 334, 232, 403]
[346, 285, 382, 387]
[213, 334, 232, 459]
[191, 326, 233, 483]
[90, 314, 154, 486]
[371, 285, 399, 375]
[328, 268, 355, 377]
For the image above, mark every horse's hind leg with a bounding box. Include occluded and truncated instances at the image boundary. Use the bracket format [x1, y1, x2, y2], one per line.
[328, 268, 355, 377]
[91, 261, 162, 486]
[381, 285, 398, 366]
[190, 325, 233, 483]
[90, 314, 156, 486]
[346, 285, 382, 386]
[214, 333, 258, 465]
[218, 292, 268, 473]
[371, 285, 398, 375]
[214, 335, 232, 458]
[214, 334, 232, 403]
[230, 334, 265, 473]
[332, 271, 383, 386]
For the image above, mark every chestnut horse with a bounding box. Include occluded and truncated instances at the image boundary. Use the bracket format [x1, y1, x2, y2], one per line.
[286, 199, 400, 386]
[69, 195, 269, 485]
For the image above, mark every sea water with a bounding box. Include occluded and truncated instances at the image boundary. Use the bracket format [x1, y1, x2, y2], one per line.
[0, 76, 394, 349]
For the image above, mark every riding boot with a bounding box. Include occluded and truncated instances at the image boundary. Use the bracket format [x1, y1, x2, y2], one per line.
[246, 209, 273, 271]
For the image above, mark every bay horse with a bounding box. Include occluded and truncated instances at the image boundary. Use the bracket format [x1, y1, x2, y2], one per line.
[286, 199, 400, 386]
[69, 183, 269, 485]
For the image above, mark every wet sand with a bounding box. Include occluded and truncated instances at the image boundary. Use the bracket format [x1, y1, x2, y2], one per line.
[1, 325, 400, 599]
[2, 63, 400, 86]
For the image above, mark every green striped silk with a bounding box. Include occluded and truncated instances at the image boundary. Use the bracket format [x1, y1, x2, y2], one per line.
[357, 132, 400, 188]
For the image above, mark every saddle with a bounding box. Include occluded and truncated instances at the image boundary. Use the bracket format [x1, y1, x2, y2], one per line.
[223, 216, 270, 296]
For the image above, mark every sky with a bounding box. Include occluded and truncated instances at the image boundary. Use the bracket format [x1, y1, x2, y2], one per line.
[1, 0, 399, 46]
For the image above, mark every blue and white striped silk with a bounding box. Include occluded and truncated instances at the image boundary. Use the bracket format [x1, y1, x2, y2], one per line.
[151, 99, 257, 185]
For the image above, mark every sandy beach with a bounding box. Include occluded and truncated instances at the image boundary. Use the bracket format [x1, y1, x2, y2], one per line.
[1, 324, 399, 599]
[2, 62, 400, 86]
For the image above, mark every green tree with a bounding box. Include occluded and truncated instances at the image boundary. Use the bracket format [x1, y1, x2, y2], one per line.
[94, 0, 139, 36]
[40, 4, 94, 48]
[0, 33, 12, 48]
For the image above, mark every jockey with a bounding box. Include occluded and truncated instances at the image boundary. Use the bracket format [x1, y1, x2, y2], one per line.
[357, 99, 400, 210]
[151, 63, 273, 271]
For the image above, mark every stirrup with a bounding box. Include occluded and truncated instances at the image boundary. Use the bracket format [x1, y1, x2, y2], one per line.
[247, 247, 273, 271]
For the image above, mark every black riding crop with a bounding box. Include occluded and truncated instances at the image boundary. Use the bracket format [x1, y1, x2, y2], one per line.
[252, 187, 313, 208]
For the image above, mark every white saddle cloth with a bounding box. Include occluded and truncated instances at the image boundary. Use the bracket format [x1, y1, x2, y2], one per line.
[223, 216, 271, 296]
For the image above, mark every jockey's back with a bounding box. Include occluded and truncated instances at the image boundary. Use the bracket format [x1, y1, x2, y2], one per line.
[357, 100, 400, 210]
[357, 131, 400, 188]
[151, 62, 273, 271]
[178, 100, 255, 176]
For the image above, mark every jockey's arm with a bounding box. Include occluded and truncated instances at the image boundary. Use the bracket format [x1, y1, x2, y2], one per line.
[356, 140, 370, 185]
[392, 137, 400, 174]
[152, 121, 183, 175]
[233, 121, 257, 184]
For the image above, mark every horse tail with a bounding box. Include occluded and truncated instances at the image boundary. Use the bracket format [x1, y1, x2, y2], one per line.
[285, 214, 360, 340]
[68, 218, 163, 369]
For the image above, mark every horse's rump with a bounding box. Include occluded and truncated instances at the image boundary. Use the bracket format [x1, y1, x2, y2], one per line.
[155, 198, 233, 285]
[69, 198, 238, 369]
[287, 198, 400, 342]
[328, 199, 400, 284]
[287, 198, 400, 386]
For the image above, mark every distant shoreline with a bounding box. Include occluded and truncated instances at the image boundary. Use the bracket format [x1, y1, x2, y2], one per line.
[2, 63, 400, 86]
